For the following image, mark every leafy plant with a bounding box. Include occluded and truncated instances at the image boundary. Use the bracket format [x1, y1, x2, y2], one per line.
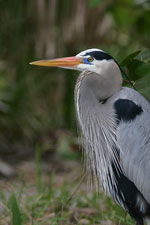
[120, 49, 150, 100]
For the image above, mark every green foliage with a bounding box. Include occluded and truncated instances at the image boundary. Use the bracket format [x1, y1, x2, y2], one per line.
[120, 50, 141, 67]
[8, 194, 22, 225]
[136, 50, 150, 63]
[120, 50, 150, 100]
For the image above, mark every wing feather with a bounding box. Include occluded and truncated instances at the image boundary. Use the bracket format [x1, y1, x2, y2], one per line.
[112, 87, 150, 203]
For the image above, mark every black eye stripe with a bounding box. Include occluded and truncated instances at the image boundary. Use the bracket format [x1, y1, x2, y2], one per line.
[83, 51, 113, 61]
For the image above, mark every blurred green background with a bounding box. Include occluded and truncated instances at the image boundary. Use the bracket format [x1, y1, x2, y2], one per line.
[0, 0, 150, 149]
[0, 1, 150, 224]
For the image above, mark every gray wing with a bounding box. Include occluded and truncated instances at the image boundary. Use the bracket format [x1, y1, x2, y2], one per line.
[113, 87, 150, 203]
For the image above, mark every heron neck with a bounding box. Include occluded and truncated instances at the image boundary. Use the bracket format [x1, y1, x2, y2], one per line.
[75, 70, 121, 194]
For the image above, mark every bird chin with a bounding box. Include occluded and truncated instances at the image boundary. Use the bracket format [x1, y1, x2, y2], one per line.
[60, 66, 83, 71]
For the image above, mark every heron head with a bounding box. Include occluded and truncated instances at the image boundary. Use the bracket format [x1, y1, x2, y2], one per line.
[30, 48, 119, 75]
[75, 48, 116, 74]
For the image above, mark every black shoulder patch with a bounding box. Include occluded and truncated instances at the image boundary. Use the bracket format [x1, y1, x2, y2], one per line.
[84, 51, 113, 61]
[114, 99, 143, 123]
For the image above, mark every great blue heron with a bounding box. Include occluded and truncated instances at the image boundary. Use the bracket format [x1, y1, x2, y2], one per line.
[30, 48, 150, 225]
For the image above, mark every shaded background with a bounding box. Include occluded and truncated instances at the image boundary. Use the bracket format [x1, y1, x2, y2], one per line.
[0, 0, 150, 173]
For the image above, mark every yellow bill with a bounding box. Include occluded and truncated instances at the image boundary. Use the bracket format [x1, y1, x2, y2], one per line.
[30, 57, 82, 68]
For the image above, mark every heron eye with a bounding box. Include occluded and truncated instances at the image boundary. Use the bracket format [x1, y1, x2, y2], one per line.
[88, 57, 94, 62]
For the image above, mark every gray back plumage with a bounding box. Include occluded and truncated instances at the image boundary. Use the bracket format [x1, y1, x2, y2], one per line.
[113, 87, 150, 203]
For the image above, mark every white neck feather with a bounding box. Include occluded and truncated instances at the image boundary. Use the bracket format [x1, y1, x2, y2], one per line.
[75, 69, 122, 196]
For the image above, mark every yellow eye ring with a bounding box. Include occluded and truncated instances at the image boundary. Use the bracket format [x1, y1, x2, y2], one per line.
[88, 57, 94, 62]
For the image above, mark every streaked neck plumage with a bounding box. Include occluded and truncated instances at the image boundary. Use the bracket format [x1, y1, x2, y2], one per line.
[75, 60, 122, 198]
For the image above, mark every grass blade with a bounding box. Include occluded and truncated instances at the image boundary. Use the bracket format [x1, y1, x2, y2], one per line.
[9, 194, 22, 225]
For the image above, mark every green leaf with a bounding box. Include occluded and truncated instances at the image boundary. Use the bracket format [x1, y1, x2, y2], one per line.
[8, 194, 22, 225]
[120, 50, 141, 67]
[127, 59, 144, 80]
[135, 63, 150, 76]
[136, 50, 150, 63]
[138, 86, 150, 101]
[121, 50, 150, 101]
[134, 73, 150, 98]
